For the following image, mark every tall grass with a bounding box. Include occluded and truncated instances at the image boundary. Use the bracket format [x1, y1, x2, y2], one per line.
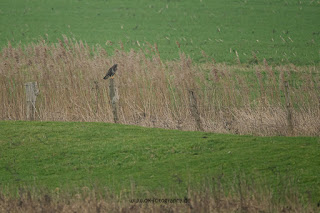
[0, 37, 319, 136]
[1, 174, 318, 213]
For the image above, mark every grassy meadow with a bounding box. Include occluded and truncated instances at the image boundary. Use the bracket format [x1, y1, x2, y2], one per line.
[1, 0, 320, 212]
[0, 121, 319, 212]
[0, 0, 320, 64]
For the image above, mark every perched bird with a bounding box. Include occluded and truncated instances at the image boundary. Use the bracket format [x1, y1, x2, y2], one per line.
[103, 64, 118, 80]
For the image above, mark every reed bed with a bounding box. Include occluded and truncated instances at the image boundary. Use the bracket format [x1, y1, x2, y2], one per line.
[0, 37, 319, 136]
[1, 174, 318, 213]
[1, 190, 316, 213]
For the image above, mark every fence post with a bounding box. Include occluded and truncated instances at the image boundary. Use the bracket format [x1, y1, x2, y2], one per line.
[25, 82, 39, 120]
[109, 78, 119, 123]
[188, 89, 204, 131]
[284, 81, 294, 135]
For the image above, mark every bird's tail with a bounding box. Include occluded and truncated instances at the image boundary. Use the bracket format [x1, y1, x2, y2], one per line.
[103, 75, 109, 80]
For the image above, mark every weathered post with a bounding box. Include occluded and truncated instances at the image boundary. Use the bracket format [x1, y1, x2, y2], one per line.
[25, 82, 39, 120]
[284, 81, 294, 135]
[109, 78, 119, 123]
[188, 89, 204, 131]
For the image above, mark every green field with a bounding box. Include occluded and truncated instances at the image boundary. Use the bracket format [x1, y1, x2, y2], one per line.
[0, 121, 319, 202]
[0, 0, 320, 64]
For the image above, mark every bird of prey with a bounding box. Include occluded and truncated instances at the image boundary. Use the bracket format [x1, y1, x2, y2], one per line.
[103, 64, 118, 80]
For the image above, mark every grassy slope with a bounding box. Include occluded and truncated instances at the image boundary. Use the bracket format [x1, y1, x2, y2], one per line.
[0, 0, 319, 64]
[0, 121, 319, 200]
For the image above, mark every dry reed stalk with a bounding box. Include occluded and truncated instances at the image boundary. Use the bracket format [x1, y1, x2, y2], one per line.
[0, 38, 319, 136]
[0, 180, 317, 213]
[255, 67, 266, 106]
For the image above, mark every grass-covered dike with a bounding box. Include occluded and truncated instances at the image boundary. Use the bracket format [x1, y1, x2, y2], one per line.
[0, 121, 319, 211]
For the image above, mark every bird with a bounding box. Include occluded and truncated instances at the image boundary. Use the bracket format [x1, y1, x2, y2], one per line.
[103, 64, 118, 80]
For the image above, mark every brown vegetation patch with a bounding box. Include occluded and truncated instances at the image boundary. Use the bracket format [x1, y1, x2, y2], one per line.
[1, 38, 319, 136]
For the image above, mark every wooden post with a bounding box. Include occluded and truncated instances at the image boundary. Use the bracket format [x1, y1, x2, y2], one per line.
[284, 81, 294, 135]
[25, 82, 39, 120]
[109, 78, 119, 123]
[188, 90, 204, 131]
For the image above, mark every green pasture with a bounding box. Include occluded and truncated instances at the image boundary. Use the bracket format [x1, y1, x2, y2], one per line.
[0, 121, 319, 201]
[0, 0, 319, 64]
